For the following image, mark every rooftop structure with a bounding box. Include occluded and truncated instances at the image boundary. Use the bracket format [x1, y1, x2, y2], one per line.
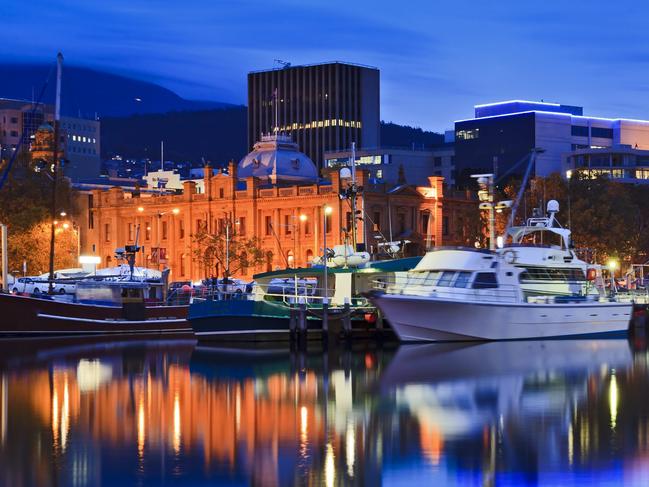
[238, 134, 319, 184]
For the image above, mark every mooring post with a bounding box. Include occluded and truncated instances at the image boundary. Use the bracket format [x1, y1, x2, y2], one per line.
[298, 300, 307, 337]
[290, 304, 297, 342]
[322, 298, 329, 339]
[343, 297, 351, 338]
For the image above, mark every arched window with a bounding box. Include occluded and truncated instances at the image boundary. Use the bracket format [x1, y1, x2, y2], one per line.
[306, 249, 314, 264]
[180, 253, 186, 277]
[287, 250, 295, 268]
[105, 256, 112, 268]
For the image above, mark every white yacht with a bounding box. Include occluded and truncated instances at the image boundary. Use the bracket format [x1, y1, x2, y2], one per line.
[368, 202, 631, 342]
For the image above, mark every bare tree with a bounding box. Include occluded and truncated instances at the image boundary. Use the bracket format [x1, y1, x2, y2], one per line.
[192, 227, 270, 279]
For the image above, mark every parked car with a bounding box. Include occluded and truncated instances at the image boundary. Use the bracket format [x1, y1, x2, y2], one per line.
[26, 269, 90, 295]
[12, 276, 37, 294]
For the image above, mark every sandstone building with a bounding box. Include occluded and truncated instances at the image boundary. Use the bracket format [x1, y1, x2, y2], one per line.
[86, 134, 445, 281]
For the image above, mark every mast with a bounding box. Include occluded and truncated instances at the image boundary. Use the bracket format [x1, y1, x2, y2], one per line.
[350, 142, 358, 248]
[161, 140, 164, 171]
[48, 52, 63, 294]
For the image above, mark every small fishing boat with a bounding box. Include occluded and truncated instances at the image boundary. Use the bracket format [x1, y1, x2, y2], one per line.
[0, 279, 190, 337]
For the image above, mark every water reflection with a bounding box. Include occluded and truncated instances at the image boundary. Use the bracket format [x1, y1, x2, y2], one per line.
[0, 338, 648, 485]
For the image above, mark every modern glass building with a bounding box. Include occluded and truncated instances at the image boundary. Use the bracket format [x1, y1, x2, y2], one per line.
[453, 100, 649, 186]
[247, 62, 380, 169]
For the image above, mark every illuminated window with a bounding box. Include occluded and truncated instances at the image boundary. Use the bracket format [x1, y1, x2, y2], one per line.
[456, 129, 480, 140]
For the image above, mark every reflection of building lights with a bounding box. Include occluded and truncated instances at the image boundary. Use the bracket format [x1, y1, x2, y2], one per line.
[76, 359, 112, 392]
[300, 406, 308, 439]
[346, 422, 355, 478]
[61, 376, 70, 452]
[173, 392, 181, 454]
[235, 387, 241, 433]
[300, 405, 309, 462]
[609, 371, 619, 429]
[568, 422, 574, 466]
[52, 386, 59, 448]
[325, 442, 335, 487]
[138, 397, 146, 459]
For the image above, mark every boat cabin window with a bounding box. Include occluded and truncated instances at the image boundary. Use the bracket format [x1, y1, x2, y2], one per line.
[424, 271, 441, 285]
[437, 271, 456, 287]
[515, 231, 566, 249]
[473, 272, 498, 289]
[453, 272, 472, 288]
[519, 266, 586, 282]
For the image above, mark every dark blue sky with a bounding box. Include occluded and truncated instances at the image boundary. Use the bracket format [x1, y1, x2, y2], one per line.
[3, 0, 648, 131]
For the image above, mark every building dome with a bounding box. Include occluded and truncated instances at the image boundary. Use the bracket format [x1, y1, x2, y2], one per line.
[238, 134, 318, 184]
[37, 123, 54, 133]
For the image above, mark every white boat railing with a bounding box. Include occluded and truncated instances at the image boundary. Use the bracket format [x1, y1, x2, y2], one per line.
[373, 274, 618, 305]
[194, 285, 373, 310]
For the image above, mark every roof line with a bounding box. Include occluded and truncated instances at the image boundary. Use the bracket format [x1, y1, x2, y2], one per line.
[249, 61, 379, 74]
[455, 110, 649, 124]
[474, 99, 563, 108]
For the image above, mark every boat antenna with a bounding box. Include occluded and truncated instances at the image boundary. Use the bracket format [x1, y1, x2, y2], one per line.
[47, 52, 64, 295]
[506, 147, 544, 231]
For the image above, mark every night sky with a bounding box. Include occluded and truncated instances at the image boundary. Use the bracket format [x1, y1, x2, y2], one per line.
[3, 0, 648, 131]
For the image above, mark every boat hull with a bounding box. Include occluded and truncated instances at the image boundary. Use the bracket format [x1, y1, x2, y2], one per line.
[0, 293, 191, 337]
[370, 293, 632, 342]
[190, 298, 326, 341]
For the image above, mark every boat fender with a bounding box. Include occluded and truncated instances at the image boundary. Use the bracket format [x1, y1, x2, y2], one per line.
[502, 249, 517, 264]
[586, 268, 597, 281]
[364, 312, 377, 324]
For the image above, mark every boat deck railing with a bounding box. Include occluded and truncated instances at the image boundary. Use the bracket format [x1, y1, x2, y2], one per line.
[372, 275, 608, 305]
[193, 285, 372, 310]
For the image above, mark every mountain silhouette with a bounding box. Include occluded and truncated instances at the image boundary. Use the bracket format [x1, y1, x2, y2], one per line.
[0, 63, 232, 118]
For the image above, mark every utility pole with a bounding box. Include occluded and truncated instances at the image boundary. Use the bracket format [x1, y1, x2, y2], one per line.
[48, 52, 63, 294]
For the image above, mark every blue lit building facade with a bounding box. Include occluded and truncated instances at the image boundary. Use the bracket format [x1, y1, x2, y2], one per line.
[453, 100, 649, 185]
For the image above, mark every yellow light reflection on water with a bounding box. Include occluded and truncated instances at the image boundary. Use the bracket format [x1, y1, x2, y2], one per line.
[173, 392, 181, 454]
[325, 442, 335, 487]
[299, 406, 308, 461]
[52, 386, 59, 447]
[609, 371, 619, 429]
[137, 397, 146, 459]
[61, 375, 70, 452]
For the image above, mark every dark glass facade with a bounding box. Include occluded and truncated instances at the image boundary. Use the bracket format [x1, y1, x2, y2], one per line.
[454, 112, 536, 186]
[247, 62, 380, 169]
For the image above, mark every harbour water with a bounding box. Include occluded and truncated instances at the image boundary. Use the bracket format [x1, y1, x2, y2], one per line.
[0, 337, 648, 486]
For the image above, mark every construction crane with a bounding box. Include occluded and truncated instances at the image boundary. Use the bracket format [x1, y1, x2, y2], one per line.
[274, 59, 291, 69]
